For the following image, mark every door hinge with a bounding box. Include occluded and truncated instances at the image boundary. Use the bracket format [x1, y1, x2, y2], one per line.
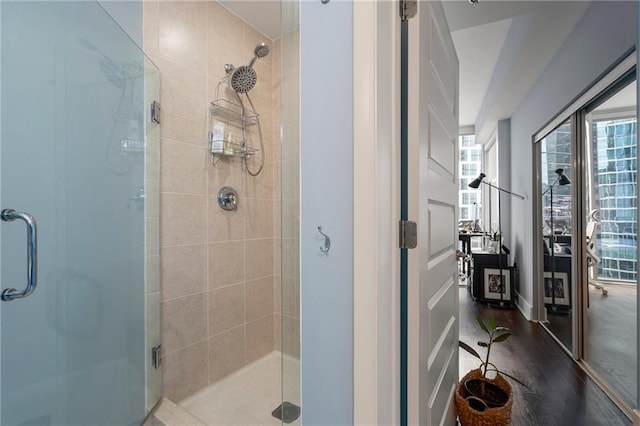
[150, 100, 161, 124]
[399, 220, 417, 249]
[152, 344, 162, 369]
[399, 0, 417, 21]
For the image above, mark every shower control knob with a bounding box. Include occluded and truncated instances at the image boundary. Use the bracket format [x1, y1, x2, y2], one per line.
[217, 186, 238, 211]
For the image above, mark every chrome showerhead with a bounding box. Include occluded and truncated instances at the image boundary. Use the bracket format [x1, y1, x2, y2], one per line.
[254, 43, 270, 59]
[248, 42, 270, 68]
[230, 65, 258, 94]
[228, 43, 270, 94]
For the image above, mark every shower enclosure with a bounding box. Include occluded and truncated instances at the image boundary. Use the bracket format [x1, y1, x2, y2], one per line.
[0, 2, 160, 424]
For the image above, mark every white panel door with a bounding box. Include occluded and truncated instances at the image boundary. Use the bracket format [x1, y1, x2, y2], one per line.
[407, 1, 459, 424]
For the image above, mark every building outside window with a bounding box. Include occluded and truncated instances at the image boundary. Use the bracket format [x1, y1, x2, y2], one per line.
[459, 135, 483, 237]
[592, 117, 637, 281]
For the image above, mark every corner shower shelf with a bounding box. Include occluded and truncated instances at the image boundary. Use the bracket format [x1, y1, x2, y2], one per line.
[208, 139, 258, 158]
[209, 99, 258, 127]
[209, 98, 260, 160]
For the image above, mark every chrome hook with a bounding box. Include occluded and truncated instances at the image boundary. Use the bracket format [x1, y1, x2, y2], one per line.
[317, 226, 331, 254]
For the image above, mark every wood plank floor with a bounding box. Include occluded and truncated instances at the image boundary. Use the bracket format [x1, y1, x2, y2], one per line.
[459, 287, 631, 425]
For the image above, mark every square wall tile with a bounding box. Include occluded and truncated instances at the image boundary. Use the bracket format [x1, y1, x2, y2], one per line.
[246, 238, 274, 281]
[246, 276, 274, 322]
[161, 244, 207, 301]
[208, 197, 245, 242]
[246, 315, 274, 364]
[160, 193, 207, 247]
[161, 293, 207, 354]
[208, 284, 245, 336]
[156, 56, 207, 123]
[245, 198, 274, 240]
[160, 139, 207, 195]
[162, 341, 209, 401]
[159, 0, 207, 75]
[209, 241, 245, 288]
[208, 326, 245, 383]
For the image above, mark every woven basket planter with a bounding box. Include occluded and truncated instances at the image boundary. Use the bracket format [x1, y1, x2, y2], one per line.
[455, 369, 513, 426]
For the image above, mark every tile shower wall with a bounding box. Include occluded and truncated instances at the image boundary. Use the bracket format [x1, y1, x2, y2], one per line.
[143, 0, 282, 401]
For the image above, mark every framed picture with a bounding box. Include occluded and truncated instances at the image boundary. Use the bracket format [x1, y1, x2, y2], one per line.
[543, 272, 570, 306]
[483, 268, 511, 301]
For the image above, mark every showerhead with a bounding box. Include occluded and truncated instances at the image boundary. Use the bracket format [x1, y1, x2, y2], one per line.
[230, 65, 258, 94]
[229, 43, 270, 94]
[248, 42, 270, 68]
[254, 43, 270, 59]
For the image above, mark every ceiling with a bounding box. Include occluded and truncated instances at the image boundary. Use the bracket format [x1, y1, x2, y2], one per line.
[220, 1, 281, 41]
[443, 1, 591, 139]
[223, 1, 593, 140]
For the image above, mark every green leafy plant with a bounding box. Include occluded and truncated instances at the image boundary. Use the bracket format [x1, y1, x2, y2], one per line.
[492, 231, 501, 241]
[459, 316, 527, 387]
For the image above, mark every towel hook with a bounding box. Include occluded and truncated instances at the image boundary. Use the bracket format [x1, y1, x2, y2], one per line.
[317, 226, 331, 254]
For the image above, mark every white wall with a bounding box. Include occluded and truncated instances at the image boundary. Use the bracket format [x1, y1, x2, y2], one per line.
[300, 0, 354, 424]
[509, 1, 638, 316]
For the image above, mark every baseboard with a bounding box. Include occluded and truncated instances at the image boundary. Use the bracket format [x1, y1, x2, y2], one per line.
[514, 291, 533, 320]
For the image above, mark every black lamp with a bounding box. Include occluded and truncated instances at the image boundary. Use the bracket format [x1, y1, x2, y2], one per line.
[468, 173, 524, 307]
[542, 168, 571, 311]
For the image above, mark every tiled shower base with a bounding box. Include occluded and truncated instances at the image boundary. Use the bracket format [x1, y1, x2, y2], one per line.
[174, 351, 300, 426]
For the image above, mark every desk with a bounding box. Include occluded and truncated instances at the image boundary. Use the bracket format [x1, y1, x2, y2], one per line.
[458, 233, 484, 277]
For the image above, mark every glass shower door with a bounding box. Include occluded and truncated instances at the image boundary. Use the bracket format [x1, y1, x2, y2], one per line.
[0, 2, 158, 424]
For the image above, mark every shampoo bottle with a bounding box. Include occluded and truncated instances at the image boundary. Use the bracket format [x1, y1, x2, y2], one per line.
[211, 122, 225, 154]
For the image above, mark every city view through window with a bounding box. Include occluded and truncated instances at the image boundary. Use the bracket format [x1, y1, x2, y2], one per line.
[543, 118, 637, 282]
[458, 135, 483, 247]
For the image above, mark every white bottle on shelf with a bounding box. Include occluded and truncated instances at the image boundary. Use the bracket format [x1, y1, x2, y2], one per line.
[210, 122, 225, 154]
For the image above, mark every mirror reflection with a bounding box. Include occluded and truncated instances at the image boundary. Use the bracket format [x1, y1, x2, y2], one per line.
[539, 120, 573, 350]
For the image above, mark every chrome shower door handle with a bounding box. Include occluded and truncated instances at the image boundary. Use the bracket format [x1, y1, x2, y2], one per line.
[1, 209, 38, 301]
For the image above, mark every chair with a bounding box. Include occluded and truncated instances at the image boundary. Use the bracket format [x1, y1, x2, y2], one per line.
[586, 211, 607, 295]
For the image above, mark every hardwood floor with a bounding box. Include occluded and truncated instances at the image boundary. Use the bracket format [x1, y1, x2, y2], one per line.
[459, 287, 631, 425]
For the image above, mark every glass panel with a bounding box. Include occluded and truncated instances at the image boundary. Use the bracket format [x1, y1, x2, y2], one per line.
[1, 2, 157, 423]
[144, 56, 162, 412]
[585, 79, 637, 407]
[539, 120, 573, 351]
[281, 0, 301, 423]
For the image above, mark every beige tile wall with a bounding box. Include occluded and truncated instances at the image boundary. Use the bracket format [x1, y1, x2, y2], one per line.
[144, 0, 285, 402]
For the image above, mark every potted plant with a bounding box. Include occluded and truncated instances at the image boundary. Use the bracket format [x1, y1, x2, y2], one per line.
[455, 316, 526, 426]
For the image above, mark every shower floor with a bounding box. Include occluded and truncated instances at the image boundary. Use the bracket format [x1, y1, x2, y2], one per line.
[179, 351, 300, 426]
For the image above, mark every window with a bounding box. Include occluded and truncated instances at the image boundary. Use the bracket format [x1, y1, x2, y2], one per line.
[461, 164, 478, 177]
[458, 134, 482, 225]
[462, 192, 478, 205]
[592, 117, 637, 282]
